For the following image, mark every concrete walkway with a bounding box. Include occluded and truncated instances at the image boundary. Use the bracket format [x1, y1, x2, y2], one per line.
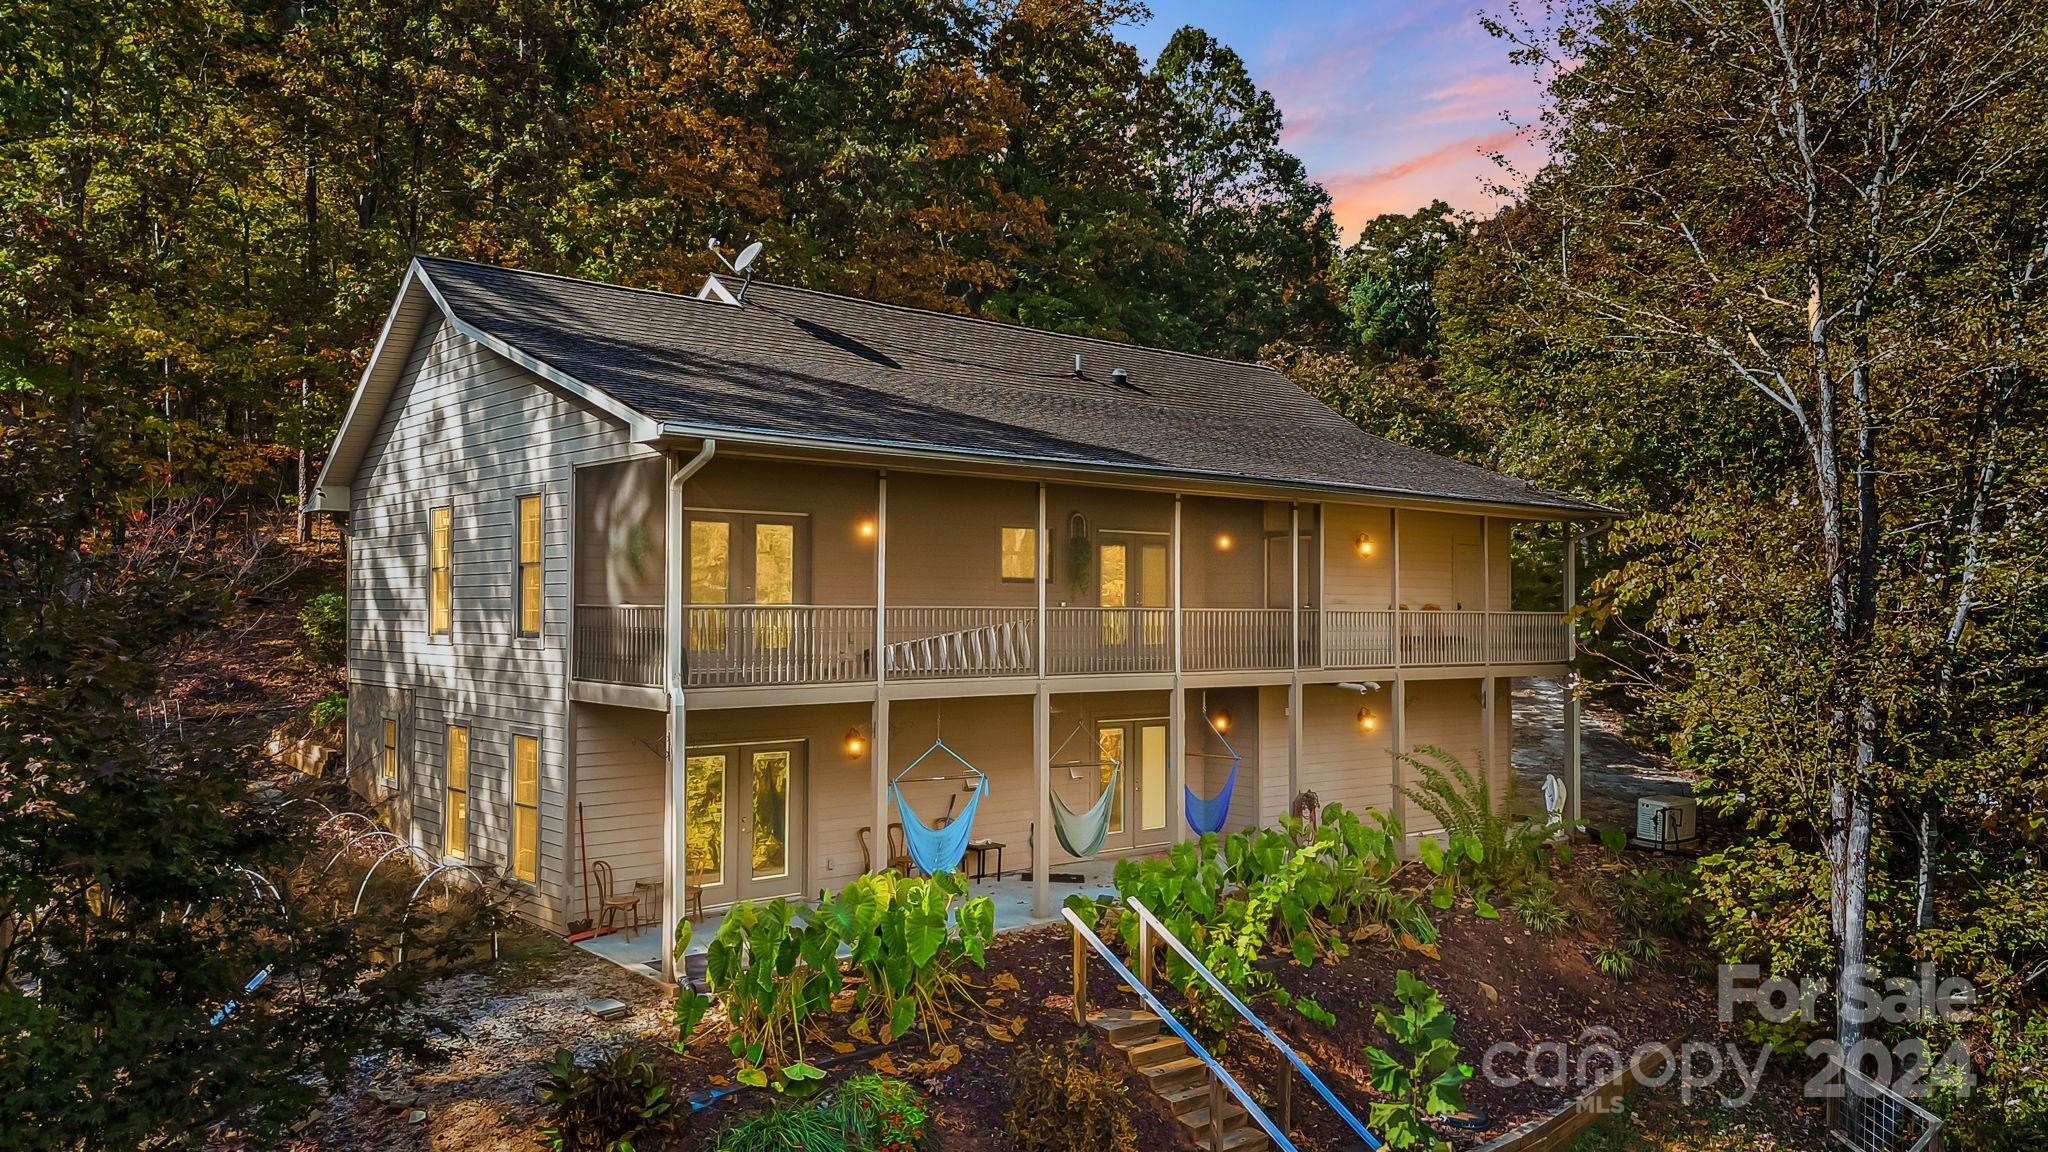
[1510, 677, 1693, 831]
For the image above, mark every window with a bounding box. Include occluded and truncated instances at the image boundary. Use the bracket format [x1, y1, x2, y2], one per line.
[381, 718, 398, 784]
[429, 505, 452, 636]
[512, 734, 539, 882]
[516, 494, 542, 637]
[445, 725, 469, 859]
[999, 526, 1037, 582]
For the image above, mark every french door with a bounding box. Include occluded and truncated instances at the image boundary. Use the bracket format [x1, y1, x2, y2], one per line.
[687, 513, 809, 678]
[681, 741, 806, 905]
[1094, 718, 1171, 853]
[1098, 532, 1169, 652]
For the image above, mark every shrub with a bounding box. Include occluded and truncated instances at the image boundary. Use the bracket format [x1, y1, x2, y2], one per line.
[714, 1099, 851, 1152]
[832, 1075, 931, 1152]
[672, 870, 995, 1092]
[1591, 943, 1638, 981]
[297, 590, 346, 665]
[1509, 883, 1572, 935]
[1004, 1038, 1137, 1152]
[537, 1046, 673, 1152]
[1362, 971, 1471, 1152]
[1400, 745, 1552, 897]
[307, 690, 346, 731]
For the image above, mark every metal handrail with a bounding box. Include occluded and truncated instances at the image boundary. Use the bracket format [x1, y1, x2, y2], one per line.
[1126, 897, 1385, 1151]
[1062, 907, 1295, 1152]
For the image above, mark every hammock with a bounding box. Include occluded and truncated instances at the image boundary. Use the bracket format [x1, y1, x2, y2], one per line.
[890, 740, 989, 876]
[1184, 711, 1241, 835]
[1052, 765, 1120, 859]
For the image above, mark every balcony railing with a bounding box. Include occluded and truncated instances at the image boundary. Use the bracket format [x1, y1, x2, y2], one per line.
[686, 605, 874, 687]
[1184, 607, 1293, 672]
[1047, 607, 1171, 675]
[571, 604, 1571, 687]
[883, 607, 1035, 679]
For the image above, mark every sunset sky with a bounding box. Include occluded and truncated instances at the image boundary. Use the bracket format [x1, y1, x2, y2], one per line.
[1127, 1, 1548, 239]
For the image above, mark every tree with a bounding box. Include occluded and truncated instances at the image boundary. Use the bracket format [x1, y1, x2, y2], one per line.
[1491, 0, 2048, 1057]
[1337, 200, 1469, 361]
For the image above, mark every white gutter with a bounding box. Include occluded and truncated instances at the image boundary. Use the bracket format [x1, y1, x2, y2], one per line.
[661, 439, 717, 982]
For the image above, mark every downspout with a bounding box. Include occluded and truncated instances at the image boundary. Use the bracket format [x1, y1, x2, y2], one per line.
[662, 439, 717, 983]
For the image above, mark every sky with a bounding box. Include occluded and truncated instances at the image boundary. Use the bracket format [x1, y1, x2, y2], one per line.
[1124, 1, 1548, 240]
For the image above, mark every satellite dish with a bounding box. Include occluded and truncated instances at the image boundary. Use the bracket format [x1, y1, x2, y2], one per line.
[732, 240, 764, 274]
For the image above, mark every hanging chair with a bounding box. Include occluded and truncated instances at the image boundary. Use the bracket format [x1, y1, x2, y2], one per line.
[890, 740, 989, 876]
[1052, 764, 1120, 859]
[1185, 710, 1241, 835]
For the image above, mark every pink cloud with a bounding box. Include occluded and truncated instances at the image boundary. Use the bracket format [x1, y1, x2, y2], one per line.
[1320, 127, 1532, 228]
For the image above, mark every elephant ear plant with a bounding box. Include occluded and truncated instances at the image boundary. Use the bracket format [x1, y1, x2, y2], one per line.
[671, 870, 996, 1092]
[1361, 970, 1472, 1152]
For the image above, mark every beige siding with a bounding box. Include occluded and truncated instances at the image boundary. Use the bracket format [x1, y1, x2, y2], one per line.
[1257, 685, 1291, 823]
[1395, 510, 1484, 611]
[1179, 497, 1268, 609]
[685, 458, 878, 605]
[572, 705, 666, 915]
[1325, 504, 1396, 609]
[345, 316, 636, 929]
[1399, 678, 1486, 835]
[887, 475, 1040, 607]
[1186, 685, 1261, 833]
[1297, 684, 1396, 821]
[576, 458, 666, 607]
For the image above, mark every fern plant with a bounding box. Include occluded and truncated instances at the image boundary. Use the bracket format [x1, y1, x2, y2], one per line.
[1399, 746, 1551, 896]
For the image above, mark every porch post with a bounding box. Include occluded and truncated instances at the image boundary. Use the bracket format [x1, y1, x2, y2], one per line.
[1388, 508, 1405, 848]
[1032, 682, 1051, 918]
[1287, 504, 1302, 806]
[873, 472, 889, 869]
[1169, 495, 1186, 843]
[1480, 518, 1494, 800]
[1564, 523, 1581, 824]
[1036, 483, 1047, 675]
[660, 455, 687, 982]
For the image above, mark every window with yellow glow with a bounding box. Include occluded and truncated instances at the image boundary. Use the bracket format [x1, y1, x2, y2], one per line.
[999, 526, 1037, 582]
[512, 734, 539, 882]
[445, 725, 469, 859]
[516, 494, 542, 637]
[381, 717, 398, 783]
[429, 505, 452, 635]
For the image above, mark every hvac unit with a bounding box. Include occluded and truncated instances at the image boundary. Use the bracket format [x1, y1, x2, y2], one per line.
[1635, 795, 1699, 850]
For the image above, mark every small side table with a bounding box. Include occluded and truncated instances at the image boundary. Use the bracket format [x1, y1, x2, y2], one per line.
[631, 879, 663, 931]
[965, 840, 1005, 883]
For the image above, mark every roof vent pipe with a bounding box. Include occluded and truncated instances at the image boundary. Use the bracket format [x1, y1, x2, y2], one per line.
[1111, 367, 1129, 387]
[1073, 354, 1083, 377]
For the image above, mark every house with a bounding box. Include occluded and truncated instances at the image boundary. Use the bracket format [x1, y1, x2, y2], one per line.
[311, 256, 1611, 980]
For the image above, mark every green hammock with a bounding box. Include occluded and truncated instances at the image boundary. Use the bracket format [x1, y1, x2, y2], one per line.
[1052, 765, 1120, 859]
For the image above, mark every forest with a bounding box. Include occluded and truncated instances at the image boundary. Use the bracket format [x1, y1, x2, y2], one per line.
[3, 0, 2044, 1148]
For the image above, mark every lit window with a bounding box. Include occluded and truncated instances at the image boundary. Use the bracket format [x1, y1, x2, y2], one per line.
[512, 734, 539, 882]
[445, 725, 469, 859]
[517, 495, 542, 637]
[381, 717, 398, 783]
[429, 505, 452, 636]
[999, 526, 1037, 582]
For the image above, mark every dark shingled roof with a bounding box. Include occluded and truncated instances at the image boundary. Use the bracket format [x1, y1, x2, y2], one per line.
[417, 257, 1606, 515]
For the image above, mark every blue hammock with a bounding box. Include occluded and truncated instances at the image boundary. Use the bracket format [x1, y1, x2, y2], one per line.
[891, 741, 989, 876]
[1184, 714, 1241, 835]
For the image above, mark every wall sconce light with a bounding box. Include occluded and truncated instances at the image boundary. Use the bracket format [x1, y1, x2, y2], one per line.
[1354, 532, 1376, 558]
[844, 727, 868, 758]
[1210, 709, 1232, 734]
[855, 516, 878, 541]
[1215, 533, 1234, 552]
[1356, 707, 1379, 734]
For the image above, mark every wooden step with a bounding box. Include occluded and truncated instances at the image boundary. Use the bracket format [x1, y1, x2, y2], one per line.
[1140, 1055, 1210, 1093]
[1178, 1099, 1249, 1136]
[1123, 1035, 1189, 1068]
[1086, 1008, 1161, 1045]
[1207, 1127, 1271, 1152]
[1160, 1081, 1222, 1116]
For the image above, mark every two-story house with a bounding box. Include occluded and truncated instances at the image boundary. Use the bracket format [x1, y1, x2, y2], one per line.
[311, 257, 1610, 980]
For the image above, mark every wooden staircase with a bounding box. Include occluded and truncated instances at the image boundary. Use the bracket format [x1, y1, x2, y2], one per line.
[1089, 1007, 1271, 1152]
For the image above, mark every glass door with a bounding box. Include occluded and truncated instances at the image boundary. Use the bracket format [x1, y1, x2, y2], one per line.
[682, 741, 807, 906]
[686, 513, 807, 681]
[1099, 533, 1169, 655]
[1094, 718, 1170, 854]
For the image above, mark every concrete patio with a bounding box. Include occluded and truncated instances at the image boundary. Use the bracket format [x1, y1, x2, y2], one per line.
[575, 855, 1125, 982]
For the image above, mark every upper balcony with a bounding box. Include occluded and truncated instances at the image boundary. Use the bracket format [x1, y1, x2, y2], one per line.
[569, 456, 1572, 694]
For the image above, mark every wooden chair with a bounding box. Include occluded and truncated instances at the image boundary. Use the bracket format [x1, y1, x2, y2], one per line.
[858, 823, 913, 874]
[591, 859, 640, 932]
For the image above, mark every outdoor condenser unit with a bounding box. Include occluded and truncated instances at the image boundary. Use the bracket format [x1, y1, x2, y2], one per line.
[1635, 795, 1699, 850]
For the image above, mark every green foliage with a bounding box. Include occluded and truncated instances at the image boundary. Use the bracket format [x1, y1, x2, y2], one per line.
[537, 1046, 673, 1152]
[1693, 843, 1831, 981]
[714, 1098, 851, 1152]
[1361, 971, 1471, 1152]
[1590, 943, 1637, 982]
[1003, 1038, 1138, 1152]
[673, 870, 994, 1091]
[1335, 200, 1469, 361]
[297, 591, 347, 665]
[308, 691, 348, 731]
[1401, 746, 1552, 899]
[1509, 882, 1573, 936]
[1093, 803, 1434, 1042]
[831, 1074, 931, 1152]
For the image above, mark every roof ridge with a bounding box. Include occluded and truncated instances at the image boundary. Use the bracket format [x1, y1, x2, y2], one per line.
[412, 253, 1294, 378]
